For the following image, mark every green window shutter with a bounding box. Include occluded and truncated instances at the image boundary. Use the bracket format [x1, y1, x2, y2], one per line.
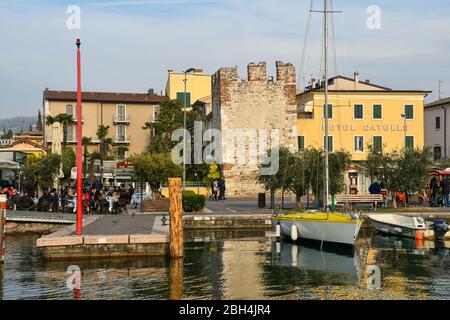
[354, 105, 363, 119]
[324, 136, 333, 152]
[176, 92, 191, 108]
[323, 104, 333, 119]
[298, 136, 305, 151]
[405, 136, 414, 149]
[405, 105, 414, 119]
[373, 105, 382, 119]
[373, 136, 382, 151]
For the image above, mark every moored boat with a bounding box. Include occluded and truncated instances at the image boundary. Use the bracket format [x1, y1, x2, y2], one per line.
[271, 212, 363, 246]
[367, 214, 429, 238]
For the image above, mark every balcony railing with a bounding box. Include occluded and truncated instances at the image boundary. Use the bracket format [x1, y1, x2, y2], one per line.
[68, 113, 84, 123]
[113, 114, 131, 124]
[114, 135, 131, 144]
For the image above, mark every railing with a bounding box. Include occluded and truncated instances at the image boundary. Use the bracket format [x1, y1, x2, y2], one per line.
[114, 135, 131, 143]
[69, 114, 84, 123]
[113, 114, 131, 124]
[161, 181, 207, 188]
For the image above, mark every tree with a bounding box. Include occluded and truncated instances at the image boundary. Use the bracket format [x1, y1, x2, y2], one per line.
[143, 98, 205, 154]
[29, 124, 33, 132]
[96, 124, 113, 182]
[365, 145, 432, 208]
[205, 163, 221, 189]
[22, 154, 61, 193]
[115, 145, 129, 161]
[36, 110, 43, 132]
[61, 147, 76, 183]
[6, 129, 13, 139]
[45, 113, 75, 147]
[128, 153, 182, 196]
[82, 137, 92, 180]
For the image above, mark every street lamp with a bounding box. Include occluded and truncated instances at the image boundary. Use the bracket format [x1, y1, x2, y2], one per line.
[401, 113, 407, 149]
[183, 68, 196, 191]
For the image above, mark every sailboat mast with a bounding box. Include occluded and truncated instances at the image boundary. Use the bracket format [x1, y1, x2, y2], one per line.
[323, 0, 330, 211]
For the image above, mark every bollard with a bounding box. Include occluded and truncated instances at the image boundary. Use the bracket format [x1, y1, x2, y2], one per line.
[0, 194, 7, 264]
[169, 178, 183, 258]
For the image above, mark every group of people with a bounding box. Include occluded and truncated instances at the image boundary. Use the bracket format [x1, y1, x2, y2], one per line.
[209, 177, 226, 201]
[0, 181, 136, 214]
[430, 175, 450, 207]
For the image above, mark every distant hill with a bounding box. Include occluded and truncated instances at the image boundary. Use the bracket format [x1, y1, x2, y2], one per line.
[0, 116, 37, 134]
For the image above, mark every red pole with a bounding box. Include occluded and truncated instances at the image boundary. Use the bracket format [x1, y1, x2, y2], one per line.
[76, 39, 83, 235]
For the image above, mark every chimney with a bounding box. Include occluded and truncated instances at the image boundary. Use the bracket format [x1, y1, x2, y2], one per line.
[311, 78, 317, 89]
[148, 88, 155, 95]
[354, 71, 360, 90]
[365, 79, 371, 84]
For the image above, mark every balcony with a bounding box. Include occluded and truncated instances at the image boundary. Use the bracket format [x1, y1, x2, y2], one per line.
[114, 135, 131, 144]
[69, 114, 84, 123]
[113, 114, 131, 125]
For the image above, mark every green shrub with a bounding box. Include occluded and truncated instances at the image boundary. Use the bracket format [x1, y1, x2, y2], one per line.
[182, 191, 206, 212]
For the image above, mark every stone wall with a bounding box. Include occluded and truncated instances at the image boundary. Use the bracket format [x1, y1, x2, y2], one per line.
[211, 61, 298, 197]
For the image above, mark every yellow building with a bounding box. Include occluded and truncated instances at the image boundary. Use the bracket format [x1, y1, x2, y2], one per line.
[43, 90, 164, 158]
[165, 69, 212, 107]
[297, 72, 431, 192]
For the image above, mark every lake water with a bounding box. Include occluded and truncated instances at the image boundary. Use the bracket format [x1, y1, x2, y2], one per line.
[1, 229, 449, 300]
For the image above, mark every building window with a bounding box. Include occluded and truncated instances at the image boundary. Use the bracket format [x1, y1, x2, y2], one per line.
[354, 104, 363, 119]
[66, 125, 73, 142]
[354, 136, 364, 152]
[373, 104, 382, 120]
[66, 105, 73, 114]
[434, 146, 442, 161]
[405, 105, 414, 119]
[298, 136, 305, 151]
[176, 92, 191, 108]
[324, 136, 333, 152]
[117, 125, 126, 141]
[436, 116, 441, 130]
[405, 136, 414, 149]
[323, 104, 333, 119]
[373, 136, 383, 152]
[117, 105, 126, 121]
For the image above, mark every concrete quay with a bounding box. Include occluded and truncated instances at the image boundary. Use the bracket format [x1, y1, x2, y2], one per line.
[36, 215, 169, 260]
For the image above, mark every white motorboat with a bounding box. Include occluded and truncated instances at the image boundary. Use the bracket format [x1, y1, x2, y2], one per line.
[367, 214, 429, 238]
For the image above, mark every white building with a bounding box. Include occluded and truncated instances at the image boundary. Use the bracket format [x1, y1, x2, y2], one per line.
[425, 97, 450, 161]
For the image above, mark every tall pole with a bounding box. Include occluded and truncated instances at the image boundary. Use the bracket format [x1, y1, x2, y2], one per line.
[183, 73, 187, 192]
[323, 0, 330, 211]
[76, 39, 83, 235]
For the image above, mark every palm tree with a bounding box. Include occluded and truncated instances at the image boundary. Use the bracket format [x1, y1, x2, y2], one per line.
[88, 151, 101, 181]
[96, 125, 113, 183]
[115, 146, 129, 161]
[82, 136, 92, 181]
[46, 113, 75, 147]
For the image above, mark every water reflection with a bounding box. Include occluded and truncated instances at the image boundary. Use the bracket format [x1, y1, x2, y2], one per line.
[1, 231, 450, 300]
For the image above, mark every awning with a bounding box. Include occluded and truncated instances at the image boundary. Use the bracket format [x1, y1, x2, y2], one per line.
[300, 101, 314, 113]
[0, 159, 20, 170]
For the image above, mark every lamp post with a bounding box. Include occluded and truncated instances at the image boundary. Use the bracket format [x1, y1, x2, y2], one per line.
[401, 113, 407, 149]
[75, 39, 83, 235]
[183, 68, 196, 192]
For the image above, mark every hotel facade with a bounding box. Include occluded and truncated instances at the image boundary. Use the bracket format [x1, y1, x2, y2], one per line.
[297, 72, 430, 193]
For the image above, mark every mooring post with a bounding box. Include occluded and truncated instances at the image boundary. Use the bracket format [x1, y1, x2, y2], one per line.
[168, 257, 183, 300]
[169, 178, 183, 258]
[0, 194, 7, 264]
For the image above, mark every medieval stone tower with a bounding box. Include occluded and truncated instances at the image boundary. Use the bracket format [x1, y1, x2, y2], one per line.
[211, 61, 298, 197]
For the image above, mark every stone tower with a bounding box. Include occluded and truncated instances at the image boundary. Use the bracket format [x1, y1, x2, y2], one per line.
[211, 61, 298, 197]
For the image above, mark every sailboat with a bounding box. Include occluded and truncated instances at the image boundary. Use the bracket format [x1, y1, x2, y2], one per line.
[271, 0, 363, 246]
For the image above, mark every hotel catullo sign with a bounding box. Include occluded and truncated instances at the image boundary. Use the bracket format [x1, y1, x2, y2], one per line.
[322, 124, 407, 132]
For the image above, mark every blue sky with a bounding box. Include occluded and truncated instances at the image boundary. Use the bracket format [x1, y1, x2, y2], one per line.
[1, 0, 450, 117]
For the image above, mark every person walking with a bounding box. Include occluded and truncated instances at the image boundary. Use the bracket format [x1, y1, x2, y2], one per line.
[440, 176, 450, 207]
[212, 179, 219, 201]
[218, 176, 226, 200]
[430, 176, 439, 207]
